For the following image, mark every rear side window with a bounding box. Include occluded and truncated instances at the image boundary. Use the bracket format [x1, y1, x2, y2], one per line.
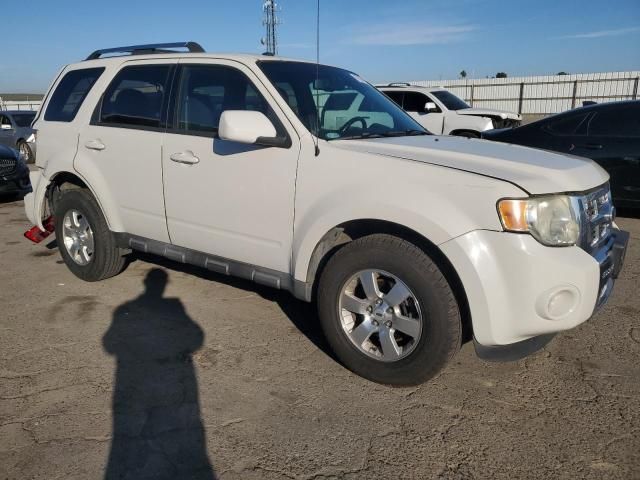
[384, 91, 404, 107]
[545, 113, 588, 135]
[99, 65, 172, 129]
[44, 67, 104, 122]
[588, 106, 640, 137]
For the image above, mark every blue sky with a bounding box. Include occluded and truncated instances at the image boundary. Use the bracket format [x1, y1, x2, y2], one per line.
[1, 0, 638, 93]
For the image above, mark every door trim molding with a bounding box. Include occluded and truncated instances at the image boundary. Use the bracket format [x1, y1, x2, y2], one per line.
[114, 232, 312, 302]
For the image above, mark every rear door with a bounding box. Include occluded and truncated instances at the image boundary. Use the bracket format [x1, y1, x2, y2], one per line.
[76, 60, 176, 242]
[573, 104, 640, 203]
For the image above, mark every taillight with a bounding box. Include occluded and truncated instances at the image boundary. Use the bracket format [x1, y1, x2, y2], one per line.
[24, 216, 55, 244]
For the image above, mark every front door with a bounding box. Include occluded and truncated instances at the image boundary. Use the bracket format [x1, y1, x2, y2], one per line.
[161, 60, 300, 273]
[0, 114, 14, 147]
[402, 91, 444, 134]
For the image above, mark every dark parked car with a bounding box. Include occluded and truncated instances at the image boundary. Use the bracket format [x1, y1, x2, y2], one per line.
[0, 110, 36, 163]
[482, 101, 640, 207]
[0, 144, 31, 197]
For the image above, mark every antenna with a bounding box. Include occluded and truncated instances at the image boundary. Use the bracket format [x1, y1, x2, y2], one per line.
[262, 0, 281, 56]
[313, 0, 321, 156]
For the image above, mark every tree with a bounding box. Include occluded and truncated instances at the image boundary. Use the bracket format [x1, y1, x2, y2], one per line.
[459, 70, 467, 79]
[496, 72, 508, 78]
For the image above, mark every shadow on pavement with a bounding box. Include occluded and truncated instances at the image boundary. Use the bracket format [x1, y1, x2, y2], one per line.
[131, 252, 337, 363]
[102, 268, 216, 480]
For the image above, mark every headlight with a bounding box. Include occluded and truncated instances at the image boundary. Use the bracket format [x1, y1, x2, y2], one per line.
[498, 195, 581, 246]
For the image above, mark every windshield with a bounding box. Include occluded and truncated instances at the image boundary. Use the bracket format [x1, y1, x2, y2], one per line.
[12, 113, 35, 128]
[258, 61, 428, 140]
[430, 90, 470, 111]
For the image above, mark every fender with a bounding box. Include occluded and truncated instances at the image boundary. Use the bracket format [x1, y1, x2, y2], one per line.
[292, 181, 522, 283]
[27, 165, 124, 233]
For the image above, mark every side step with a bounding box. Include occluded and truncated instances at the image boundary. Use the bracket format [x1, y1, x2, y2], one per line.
[114, 233, 291, 292]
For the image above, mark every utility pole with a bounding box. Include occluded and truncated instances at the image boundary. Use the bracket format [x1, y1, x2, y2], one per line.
[261, 0, 281, 56]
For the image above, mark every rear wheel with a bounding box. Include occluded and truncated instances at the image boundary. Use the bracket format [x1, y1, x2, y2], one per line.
[54, 189, 126, 281]
[317, 234, 462, 385]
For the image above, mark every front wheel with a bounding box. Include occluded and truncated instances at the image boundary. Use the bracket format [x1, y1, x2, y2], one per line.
[17, 140, 34, 164]
[54, 189, 126, 282]
[317, 234, 462, 386]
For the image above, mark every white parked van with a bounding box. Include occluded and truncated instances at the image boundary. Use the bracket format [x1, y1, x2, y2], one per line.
[24, 42, 628, 385]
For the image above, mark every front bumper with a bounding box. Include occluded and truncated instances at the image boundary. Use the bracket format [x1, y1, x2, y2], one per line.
[0, 164, 31, 194]
[440, 228, 628, 351]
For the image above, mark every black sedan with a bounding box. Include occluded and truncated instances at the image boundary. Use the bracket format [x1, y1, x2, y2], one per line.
[0, 144, 31, 197]
[482, 101, 640, 207]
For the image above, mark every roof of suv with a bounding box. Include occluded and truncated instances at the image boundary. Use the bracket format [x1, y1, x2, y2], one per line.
[72, 52, 314, 69]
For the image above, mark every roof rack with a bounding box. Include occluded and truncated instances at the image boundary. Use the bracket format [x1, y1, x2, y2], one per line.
[85, 42, 205, 61]
[387, 82, 411, 87]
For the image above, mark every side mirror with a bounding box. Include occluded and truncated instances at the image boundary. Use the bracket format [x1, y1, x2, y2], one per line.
[425, 102, 438, 113]
[218, 111, 289, 148]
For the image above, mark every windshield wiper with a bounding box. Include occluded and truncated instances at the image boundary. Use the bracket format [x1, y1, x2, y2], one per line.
[338, 129, 429, 141]
[380, 129, 429, 137]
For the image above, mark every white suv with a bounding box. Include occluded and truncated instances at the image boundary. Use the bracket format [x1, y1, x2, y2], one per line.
[24, 42, 628, 385]
[378, 84, 521, 137]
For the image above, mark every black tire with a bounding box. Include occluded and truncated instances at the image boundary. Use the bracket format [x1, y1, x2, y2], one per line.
[54, 188, 126, 282]
[317, 234, 461, 386]
[17, 140, 34, 164]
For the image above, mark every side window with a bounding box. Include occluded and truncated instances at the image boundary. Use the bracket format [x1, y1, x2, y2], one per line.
[588, 107, 640, 137]
[99, 65, 172, 129]
[0, 115, 12, 129]
[545, 113, 589, 136]
[403, 92, 428, 112]
[384, 91, 404, 107]
[44, 67, 104, 122]
[174, 65, 275, 136]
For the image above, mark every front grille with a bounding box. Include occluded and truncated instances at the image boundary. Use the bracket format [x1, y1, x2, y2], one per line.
[577, 184, 614, 254]
[0, 157, 17, 176]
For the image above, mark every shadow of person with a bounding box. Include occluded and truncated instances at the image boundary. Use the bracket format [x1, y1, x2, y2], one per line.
[103, 268, 215, 480]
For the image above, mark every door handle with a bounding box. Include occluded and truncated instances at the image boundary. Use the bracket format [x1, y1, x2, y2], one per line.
[170, 151, 200, 165]
[84, 139, 105, 151]
[577, 143, 603, 150]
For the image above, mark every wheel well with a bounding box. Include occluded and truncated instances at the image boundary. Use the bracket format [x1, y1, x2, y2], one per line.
[46, 172, 89, 214]
[306, 219, 473, 342]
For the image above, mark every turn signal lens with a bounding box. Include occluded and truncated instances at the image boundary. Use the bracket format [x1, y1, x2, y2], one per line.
[498, 199, 529, 232]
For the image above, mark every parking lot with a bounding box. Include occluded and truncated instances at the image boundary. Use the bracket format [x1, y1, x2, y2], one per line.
[0, 195, 639, 479]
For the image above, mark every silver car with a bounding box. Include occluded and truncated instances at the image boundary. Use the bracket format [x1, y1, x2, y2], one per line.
[0, 110, 36, 163]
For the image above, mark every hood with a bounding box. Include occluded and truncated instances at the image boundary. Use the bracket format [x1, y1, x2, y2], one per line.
[0, 144, 18, 160]
[331, 135, 609, 194]
[456, 107, 521, 121]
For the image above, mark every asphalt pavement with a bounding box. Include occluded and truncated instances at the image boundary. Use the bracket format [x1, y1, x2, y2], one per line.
[1, 196, 639, 479]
